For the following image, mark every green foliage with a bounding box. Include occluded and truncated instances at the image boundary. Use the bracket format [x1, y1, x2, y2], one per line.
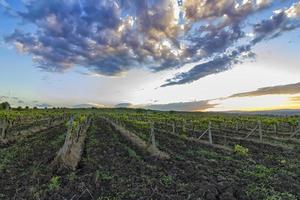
[48, 176, 61, 191]
[246, 184, 297, 200]
[161, 175, 173, 186]
[124, 146, 140, 159]
[244, 164, 273, 179]
[0, 102, 10, 110]
[95, 170, 113, 182]
[234, 144, 249, 156]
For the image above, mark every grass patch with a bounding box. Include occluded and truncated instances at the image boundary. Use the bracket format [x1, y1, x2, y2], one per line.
[244, 164, 274, 180]
[48, 176, 60, 191]
[246, 184, 297, 200]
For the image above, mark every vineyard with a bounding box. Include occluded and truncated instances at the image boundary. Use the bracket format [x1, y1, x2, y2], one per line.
[0, 108, 300, 200]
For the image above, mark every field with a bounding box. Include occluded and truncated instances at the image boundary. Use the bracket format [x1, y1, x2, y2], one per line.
[0, 108, 300, 200]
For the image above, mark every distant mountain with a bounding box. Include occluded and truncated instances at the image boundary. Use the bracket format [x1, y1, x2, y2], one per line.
[73, 103, 106, 108]
[224, 109, 300, 116]
[36, 103, 53, 108]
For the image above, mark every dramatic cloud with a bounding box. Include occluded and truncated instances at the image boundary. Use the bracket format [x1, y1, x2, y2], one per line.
[145, 100, 217, 111]
[4, 0, 300, 86]
[229, 82, 300, 98]
[163, 2, 300, 86]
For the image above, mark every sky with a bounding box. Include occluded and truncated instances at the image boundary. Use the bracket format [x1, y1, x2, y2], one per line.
[0, 0, 300, 111]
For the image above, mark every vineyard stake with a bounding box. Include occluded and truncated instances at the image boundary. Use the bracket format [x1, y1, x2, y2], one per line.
[0, 119, 7, 139]
[208, 121, 213, 144]
[291, 118, 300, 138]
[273, 123, 277, 134]
[172, 121, 175, 134]
[150, 122, 156, 148]
[258, 120, 262, 141]
[182, 120, 186, 133]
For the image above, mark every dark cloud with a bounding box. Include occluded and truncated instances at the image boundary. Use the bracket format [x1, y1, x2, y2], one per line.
[251, 10, 300, 44]
[4, 0, 300, 86]
[229, 82, 300, 98]
[115, 103, 133, 108]
[145, 100, 217, 112]
[162, 45, 254, 87]
[73, 104, 97, 108]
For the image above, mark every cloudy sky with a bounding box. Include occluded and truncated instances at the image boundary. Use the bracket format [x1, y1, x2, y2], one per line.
[0, 0, 300, 111]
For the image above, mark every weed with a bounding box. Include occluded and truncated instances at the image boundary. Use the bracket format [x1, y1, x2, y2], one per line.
[48, 176, 60, 191]
[95, 170, 113, 182]
[234, 144, 249, 156]
[244, 164, 273, 181]
[175, 154, 185, 161]
[161, 175, 173, 186]
[124, 146, 140, 159]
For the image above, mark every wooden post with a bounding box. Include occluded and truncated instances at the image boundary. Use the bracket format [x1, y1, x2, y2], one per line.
[291, 125, 294, 133]
[150, 122, 156, 148]
[68, 116, 74, 131]
[0, 119, 7, 139]
[182, 120, 186, 133]
[4, 120, 8, 139]
[258, 120, 262, 141]
[273, 123, 277, 134]
[172, 121, 175, 134]
[235, 122, 239, 132]
[192, 123, 195, 137]
[48, 118, 52, 127]
[208, 121, 213, 144]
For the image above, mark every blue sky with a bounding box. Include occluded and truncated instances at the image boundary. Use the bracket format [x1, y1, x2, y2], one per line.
[0, 0, 300, 111]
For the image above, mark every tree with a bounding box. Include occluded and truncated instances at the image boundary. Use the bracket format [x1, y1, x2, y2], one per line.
[0, 102, 11, 110]
[16, 106, 22, 111]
